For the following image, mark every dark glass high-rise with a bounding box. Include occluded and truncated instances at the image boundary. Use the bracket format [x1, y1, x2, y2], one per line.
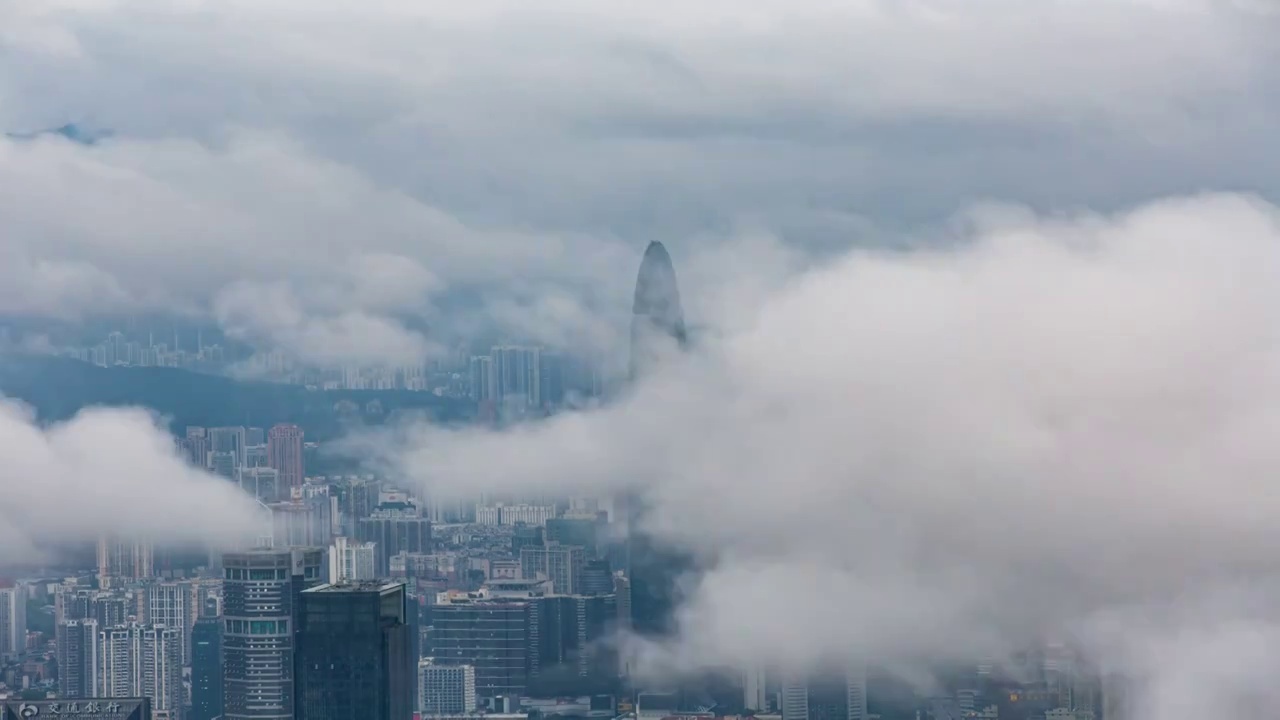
[190, 598, 223, 720]
[295, 581, 413, 720]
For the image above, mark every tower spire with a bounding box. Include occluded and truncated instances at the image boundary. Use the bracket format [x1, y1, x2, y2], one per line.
[629, 241, 688, 380]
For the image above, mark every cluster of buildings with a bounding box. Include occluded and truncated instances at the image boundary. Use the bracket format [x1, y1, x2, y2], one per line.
[48, 330, 604, 400]
[0, 243, 1143, 720]
[1, 477, 636, 720]
[57, 330, 227, 372]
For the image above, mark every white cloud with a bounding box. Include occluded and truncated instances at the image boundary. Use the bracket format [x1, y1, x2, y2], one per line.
[214, 280, 441, 368]
[0, 396, 266, 565]
[395, 194, 1280, 704]
[1, 0, 1278, 367]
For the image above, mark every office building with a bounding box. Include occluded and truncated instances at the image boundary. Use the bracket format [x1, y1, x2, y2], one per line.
[357, 512, 432, 576]
[520, 543, 585, 595]
[534, 594, 618, 684]
[210, 426, 247, 468]
[0, 581, 25, 661]
[238, 467, 282, 503]
[623, 241, 691, 639]
[629, 240, 687, 379]
[545, 517, 602, 557]
[190, 605, 224, 720]
[246, 427, 266, 446]
[418, 659, 477, 715]
[296, 582, 412, 720]
[580, 560, 613, 596]
[222, 547, 324, 720]
[329, 537, 377, 582]
[56, 619, 100, 698]
[429, 590, 533, 699]
[267, 424, 305, 492]
[510, 524, 544, 556]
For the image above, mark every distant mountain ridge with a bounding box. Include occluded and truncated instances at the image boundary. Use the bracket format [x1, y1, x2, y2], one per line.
[0, 355, 472, 441]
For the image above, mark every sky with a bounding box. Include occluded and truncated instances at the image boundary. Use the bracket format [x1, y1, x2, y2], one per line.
[5, 0, 1280, 713]
[3, 0, 1279, 365]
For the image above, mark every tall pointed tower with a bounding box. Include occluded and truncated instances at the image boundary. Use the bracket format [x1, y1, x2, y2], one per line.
[629, 241, 688, 380]
[620, 241, 693, 639]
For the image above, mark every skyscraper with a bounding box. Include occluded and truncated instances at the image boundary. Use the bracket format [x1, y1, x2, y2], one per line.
[295, 582, 413, 720]
[429, 590, 534, 699]
[56, 619, 100, 698]
[0, 581, 25, 661]
[622, 241, 693, 639]
[629, 240, 687, 381]
[356, 511, 432, 577]
[210, 426, 248, 468]
[96, 624, 183, 719]
[267, 424, 305, 492]
[145, 583, 191, 665]
[519, 543, 586, 595]
[190, 603, 224, 720]
[221, 547, 324, 720]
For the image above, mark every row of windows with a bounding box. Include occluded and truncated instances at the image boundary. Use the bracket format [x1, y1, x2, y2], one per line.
[225, 619, 290, 634]
[225, 568, 290, 580]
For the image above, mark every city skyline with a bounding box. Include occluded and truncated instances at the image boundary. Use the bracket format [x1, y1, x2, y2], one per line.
[4, 0, 1280, 718]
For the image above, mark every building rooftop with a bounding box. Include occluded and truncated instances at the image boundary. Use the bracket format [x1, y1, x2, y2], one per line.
[305, 580, 404, 594]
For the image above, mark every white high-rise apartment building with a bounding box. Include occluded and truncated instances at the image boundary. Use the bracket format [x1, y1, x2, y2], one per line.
[418, 658, 477, 715]
[56, 619, 100, 697]
[328, 537, 376, 582]
[146, 583, 192, 665]
[500, 504, 556, 526]
[97, 624, 183, 719]
[98, 627, 137, 698]
[0, 582, 27, 660]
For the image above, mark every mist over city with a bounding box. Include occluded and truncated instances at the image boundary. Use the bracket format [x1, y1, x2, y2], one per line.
[2, 1, 1280, 720]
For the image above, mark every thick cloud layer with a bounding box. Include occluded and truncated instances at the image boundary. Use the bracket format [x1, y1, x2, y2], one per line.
[3, 0, 1279, 364]
[0, 397, 267, 565]
[398, 194, 1280, 707]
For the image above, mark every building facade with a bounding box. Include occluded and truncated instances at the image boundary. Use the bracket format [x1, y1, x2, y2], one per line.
[328, 537, 377, 582]
[221, 547, 324, 720]
[0, 582, 26, 661]
[295, 582, 413, 720]
[267, 424, 305, 492]
[56, 619, 100, 698]
[190, 611, 224, 720]
[418, 659, 477, 715]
